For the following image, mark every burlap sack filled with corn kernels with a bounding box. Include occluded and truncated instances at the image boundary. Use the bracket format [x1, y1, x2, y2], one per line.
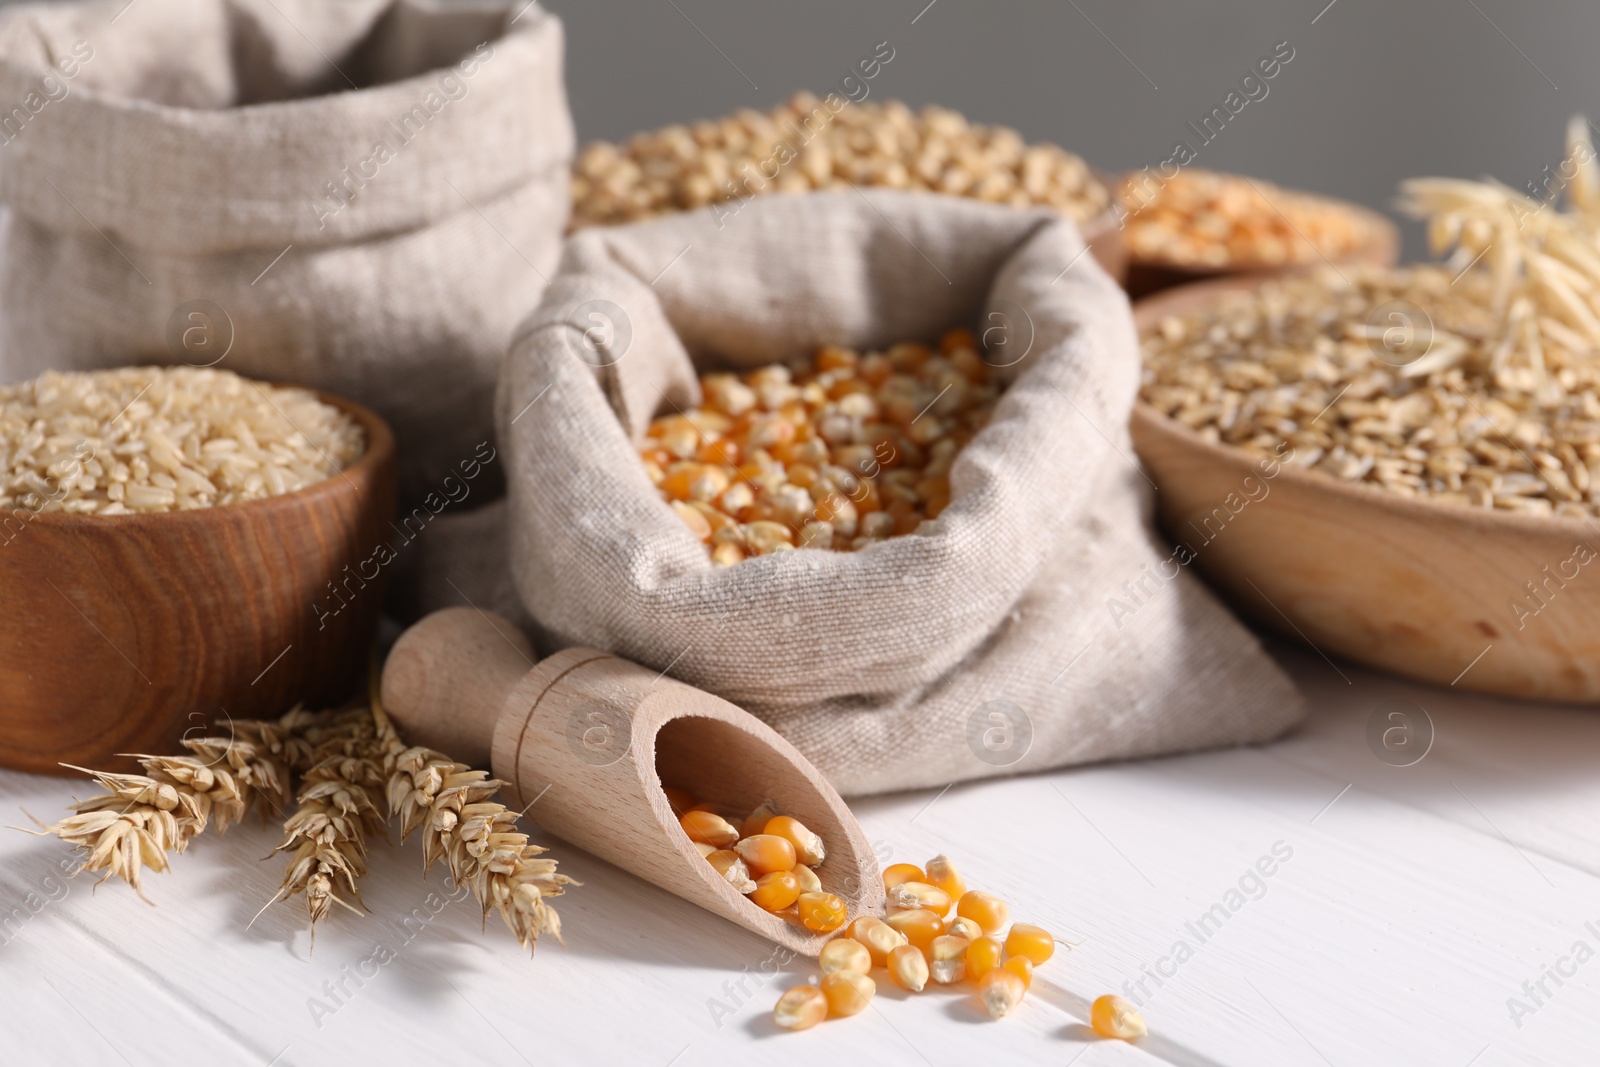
[488, 190, 1305, 795]
[0, 0, 571, 506]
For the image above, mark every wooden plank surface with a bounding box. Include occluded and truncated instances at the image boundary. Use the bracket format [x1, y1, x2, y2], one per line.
[2, 643, 1596, 1066]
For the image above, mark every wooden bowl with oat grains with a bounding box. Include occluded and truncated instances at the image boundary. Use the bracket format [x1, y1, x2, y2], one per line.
[1130, 157, 1600, 700]
[0, 366, 396, 774]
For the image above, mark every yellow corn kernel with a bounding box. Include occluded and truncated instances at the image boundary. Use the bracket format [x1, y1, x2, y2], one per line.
[966, 936, 1003, 981]
[846, 915, 906, 965]
[884, 908, 943, 950]
[888, 944, 929, 992]
[978, 968, 1026, 1019]
[797, 891, 848, 933]
[670, 500, 712, 541]
[740, 801, 779, 840]
[1090, 995, 1147, 1040]
[818, 937, 871, 975]
[820, 970, 875, 1017]
[750, 871, 801, 911]
[887, 881, 952, 916]
[736, 834, 797, 875]
[1003, 956, 1033, 990]
[927, 934, 969, 985]
[662, 786, 696, 816]
[773, 985, 827, 1031]
[792, 863, 822, 894]
[924, 854, 967, 901]
[1005, 924, 1055, 967]
[882, 863, 926, 890]
[711, 542, 746, 567]
[764, 815, 827, 866]
[947, 916, 983, 941]
[680, 810, 739, 848]
[956, 890, 1009, 935]
[705, 849, 756, 894]
[694, 841, 717, 858]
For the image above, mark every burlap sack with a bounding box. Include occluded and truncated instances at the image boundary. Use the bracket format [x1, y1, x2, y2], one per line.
[0, 0, 572, 503]
[491, 190, 1304, 795]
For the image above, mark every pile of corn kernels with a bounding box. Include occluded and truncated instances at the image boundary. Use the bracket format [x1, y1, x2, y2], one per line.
[571, 94, 1112, 230]
[1118, 168, 1383, 270]
[642, 329, 998, 563]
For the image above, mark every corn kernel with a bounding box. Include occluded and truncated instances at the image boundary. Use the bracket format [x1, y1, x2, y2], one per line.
[884, 908, 943, 950]
[927, 934, 969, 984]
[662, 786, 696, 816]
[888, 944, 929, 992]
[773, 985, 827, 1031]
[818, 937, 871, 975]
[669, 500, 712, 540]
[750, 871, 801, 911]
[846, 915, 906, 965]
[711, 542, 746, 567]
[736, 834, 797, 875]
[797, 891, 848, 933]
[763, 815, 826, 867]
[705, 849, 756, 894]
[978, 969, 1026, 1019]
[820, 971, 875, 1017]
[1090, 995, 1147, 1040]
[924, 854, 966, 901]
[1005, 924, 1055, 966]
[882, 863, 925, 890]
[792, 863, 822, 894]
[739, 801, 779, 840]
[966, 936, 1003, 981]
[1002, 956, 1033, 990]
[956, 890, 1009, 935]
[694, 841, 717, 858]
[680, 810, 739, 848]
[947, 916, 983, 941]
[887, 881, 952, 916]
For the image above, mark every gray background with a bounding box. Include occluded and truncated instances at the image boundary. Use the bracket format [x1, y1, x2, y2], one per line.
[544, 0, 1598, 260]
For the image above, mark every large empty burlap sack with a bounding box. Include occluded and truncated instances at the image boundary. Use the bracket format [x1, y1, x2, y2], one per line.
[494, 190, 1305, 795]
[0, 0, 571, 502]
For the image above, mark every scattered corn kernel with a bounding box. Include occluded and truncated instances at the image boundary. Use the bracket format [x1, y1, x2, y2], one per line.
[1005, 924, 1055, 967]
[947, 916, 983, 941]
[819, 937, 872, 976]
[740, 801, 780, 840]
[751, 871, 801, 911]
[736, 834, 797, 875]
[680, 810, 739, 848]
[1003, 956, 1033, 990]
[847, 915, 907, 965]
[693, 841, 717, 858]
[705, 849, 757, 894]
[882, 863, 926, 890]
[797, 891, 848, 933]
[924, 854, 966, 901]
[764, 815, 827, 866]
[884, 908, 943, 950]
[887, 881, 952, 916]
[888, 944, 929, 992]
[820, 970, 875, 1017]
[956, 890, 1009, 935]
[773, 985, 828, 1031]
[966, 936, 1003, 981]
[978, 968, 1026, 1020]
[792, 863, 822, 894]
[927, 934, 969, 985]
[663, 786, 696, 816]
[1090, 995, 1147, 1040]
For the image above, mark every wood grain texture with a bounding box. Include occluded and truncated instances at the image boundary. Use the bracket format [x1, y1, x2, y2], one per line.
[0, 393, 396, 775]
[381, 608, 886, 957]
[1129, 276, 1600, 701]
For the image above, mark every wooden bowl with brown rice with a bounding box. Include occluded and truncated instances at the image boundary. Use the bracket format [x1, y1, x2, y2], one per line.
[0, 368, 396, 774]
[1131, 271, 1600, 702]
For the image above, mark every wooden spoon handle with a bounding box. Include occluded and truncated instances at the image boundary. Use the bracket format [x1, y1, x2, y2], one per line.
[380, 606, 535, 769]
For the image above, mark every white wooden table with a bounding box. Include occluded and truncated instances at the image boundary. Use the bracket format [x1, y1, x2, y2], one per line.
[2, 640, 1596, 1067]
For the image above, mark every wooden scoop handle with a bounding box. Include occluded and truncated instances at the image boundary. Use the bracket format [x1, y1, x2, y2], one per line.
[380, 607, 536, 769]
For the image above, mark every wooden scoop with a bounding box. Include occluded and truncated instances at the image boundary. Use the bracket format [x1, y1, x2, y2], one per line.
[380, 607, 885, 955]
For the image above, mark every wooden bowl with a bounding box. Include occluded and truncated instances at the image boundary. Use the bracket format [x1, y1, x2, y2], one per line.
[0, 393, 397, 775]
[1130, 276, 1600, 702]
[1120, 185, 1398, 300]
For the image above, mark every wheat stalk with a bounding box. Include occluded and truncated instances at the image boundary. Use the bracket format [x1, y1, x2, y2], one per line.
[372, 695, 576, 952]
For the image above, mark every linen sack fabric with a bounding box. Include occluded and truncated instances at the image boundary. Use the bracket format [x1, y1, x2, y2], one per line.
[494, 190, 1306, 795]
[0, 0, 572, 504]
